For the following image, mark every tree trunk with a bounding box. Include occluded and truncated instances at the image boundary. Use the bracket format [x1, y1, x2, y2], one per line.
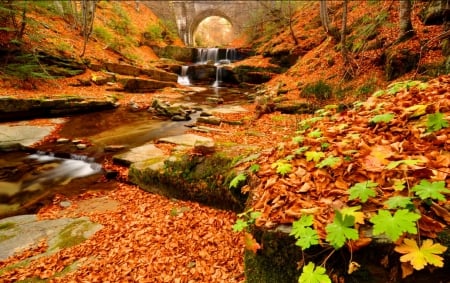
[80, 0, 97, 57]
[319, 0, 330, 33]
[399, 0, 414, 40]
[341, 0, 352, 79]
[288, 0, 298, 45]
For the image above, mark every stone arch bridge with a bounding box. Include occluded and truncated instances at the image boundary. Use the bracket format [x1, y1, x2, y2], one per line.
[144, 1, 262, 46]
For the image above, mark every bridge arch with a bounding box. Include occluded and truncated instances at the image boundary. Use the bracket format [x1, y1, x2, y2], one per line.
[189, 9, 236, 46]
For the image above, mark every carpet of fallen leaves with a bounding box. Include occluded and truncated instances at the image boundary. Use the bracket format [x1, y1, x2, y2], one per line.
[0, 184, 244, 282]
[243, 75, 449, 240]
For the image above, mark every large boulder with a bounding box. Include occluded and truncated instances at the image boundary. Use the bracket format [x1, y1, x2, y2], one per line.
[150, 45, 195, 62]
[419, 0, 450, 25]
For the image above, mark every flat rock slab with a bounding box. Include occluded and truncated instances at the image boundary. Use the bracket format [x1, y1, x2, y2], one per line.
[210, 105, 248, 114]
[0, 124, 56, 150]
[158, 133, 214, 147]
[0, 214, 102, 261]
[113, 143, 166, 166]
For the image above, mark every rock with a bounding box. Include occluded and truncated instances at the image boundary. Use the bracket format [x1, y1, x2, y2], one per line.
[104, 63, 141, 76]
[419, 0, 449, 25]
[59, 201, 71, 208]
[104, 145, 126, 152]
[0, 124, 57, 148]
[113, 143, 166, 166]
[72, 139, 83, 144]
[193, 139, 215, 155]
[382, 48, 419, 81]
[141, 68, 178, 82]
[158, 133, 214, 147]
[56, 138, 70, 143]
[76, 144, 87, 150]
[200, 111, 213, 117]
[197, 116, 221, 126]
[121, 78, 177, 93]
[0, 215, 102, 261]
[104, 170, 119, 179]
[171, 114, 190, 121]
[0, 97, 118, 122]
[150, 45, 195, 62]
[91, 74, 115, 86]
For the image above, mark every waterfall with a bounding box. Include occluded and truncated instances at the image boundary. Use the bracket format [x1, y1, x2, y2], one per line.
[225, 48, 236, 62]
[196, 48, 219, 64]
[212, 65, 223, 88]
[177, 65, 190, 86]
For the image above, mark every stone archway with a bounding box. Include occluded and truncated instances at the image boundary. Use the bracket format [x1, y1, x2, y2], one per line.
[189, 9, 236, 46]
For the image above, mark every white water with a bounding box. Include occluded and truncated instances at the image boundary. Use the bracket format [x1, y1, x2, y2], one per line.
[212, 65, 223, 88]
[22, 153, 102, 189]
[177, 65, 191, 86]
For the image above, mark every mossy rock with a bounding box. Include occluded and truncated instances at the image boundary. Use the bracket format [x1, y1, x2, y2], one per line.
[382, 48, 419, 81]
[129, 152, 248, 211]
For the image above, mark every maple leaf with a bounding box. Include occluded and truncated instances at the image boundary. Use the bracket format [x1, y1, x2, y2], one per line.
[229, 173, 247, 189]
[244, 232, 261, 254]
[299, 262, 331, 283]
[384, 196, 414, 209]
[232, 219, 248, 232]
[316, 156, 341, 169]
[295, 146, 310, 155]
[305, 151, 325, 163]
[405, 104, 428, 118]
[426, 112, 448, 132]
[369, 113, 394, 124]
[341, 206, 365, 224]
[348, 181, 378, 203]
[412, 180, 449, 202]
[290, 215, 319, 250]
[394, 238, 447, 270]
[370, 209, 421, 241]
[386, 159, 424, 170]
[325, 210, 359, 249]
[308, 129, 322, 138]
[249, 164, 260, 173]
[271, 160, 292, 176]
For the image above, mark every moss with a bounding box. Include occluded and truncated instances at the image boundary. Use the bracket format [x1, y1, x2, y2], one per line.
[50, 219, 96, 251]
[129, 152, 247, 211]
[0, 222, 16, 230]
[244, 228, 302, 283]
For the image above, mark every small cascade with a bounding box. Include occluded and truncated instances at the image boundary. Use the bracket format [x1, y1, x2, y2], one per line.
[177, 65, 190, 86]
[225, 48, 236, 63]
[197, 48, 219, 64]
[212, 65, 223, 88]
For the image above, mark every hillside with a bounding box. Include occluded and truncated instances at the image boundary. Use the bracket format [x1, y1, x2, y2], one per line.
[0, 1, 449, 282]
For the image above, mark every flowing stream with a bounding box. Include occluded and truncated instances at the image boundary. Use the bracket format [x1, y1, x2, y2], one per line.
[0, 83, 254, 218]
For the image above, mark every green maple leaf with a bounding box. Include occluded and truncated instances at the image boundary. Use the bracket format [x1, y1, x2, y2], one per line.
[370, 209, 421, 241]
[290, 215, 319, 250]
[249, 164, 260, 173]
[229, 173, 247, 189]
[348, 181, 378, 203]
[370, 113, 395, 124]
[412, 180, 450, 201]
[316, 156, 341, 169]
[386, 159, 424, 170]
[384, 196, 414, 209]
[271, 160, 292, 176]
[292, 136, 304, 144]
[305, 151, 325, 163]
[299, 262, 331, 283]
[308, 129, 322, 138]
[295, 146, 310, 155]
[426, 112, 448, 132]
[325, 210, 359, 249]
[232, 219, 248, 232]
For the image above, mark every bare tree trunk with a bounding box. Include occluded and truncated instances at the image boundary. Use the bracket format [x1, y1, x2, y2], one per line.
[399, 0, 414, 40]
[341, 0, 353, 79]
[320, 0, 330, 33]
[80, 0, 97, 57]
[288, 0, 298, 44]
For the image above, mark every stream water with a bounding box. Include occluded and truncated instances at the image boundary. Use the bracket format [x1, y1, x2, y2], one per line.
[0, 84, 254, 218]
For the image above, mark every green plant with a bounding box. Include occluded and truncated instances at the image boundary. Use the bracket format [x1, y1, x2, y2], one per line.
[348, 181, 378, 203]
[301, 80, 333, 100]
[271, 159, 292, 176]
[232, 209, 261, 232]
[426, 112, 448, 132]
[144, 22, 164, 42]
[229, 173, 247, 189]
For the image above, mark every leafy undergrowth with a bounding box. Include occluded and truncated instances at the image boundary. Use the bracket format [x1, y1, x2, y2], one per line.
[228, 75, 449, 279]
[0, 184, 244, 282]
